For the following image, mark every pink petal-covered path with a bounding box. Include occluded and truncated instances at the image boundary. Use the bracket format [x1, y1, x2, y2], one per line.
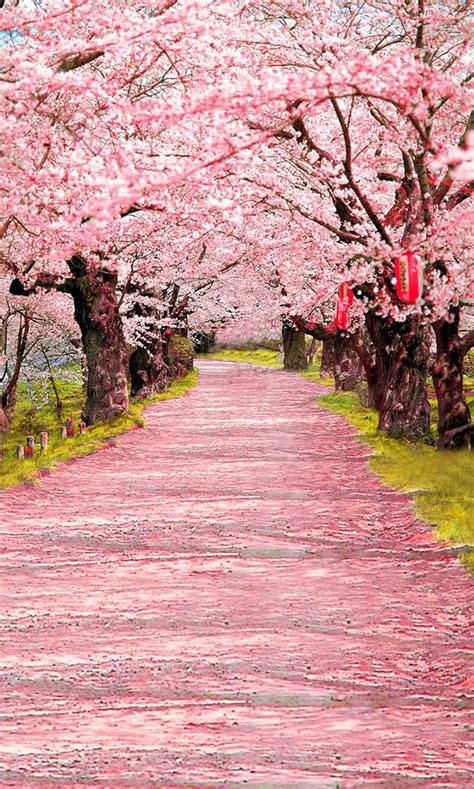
[0, 361, 472, 787]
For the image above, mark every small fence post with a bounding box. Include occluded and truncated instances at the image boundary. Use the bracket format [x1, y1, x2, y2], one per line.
[66, 417, 75, 438]
[16, 444, 24, 461]
[40, 432, 48, 453]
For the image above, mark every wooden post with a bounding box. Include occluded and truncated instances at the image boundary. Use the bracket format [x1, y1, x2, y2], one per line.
[60, 426, 67, 440]
[16, 444, 24, 461]
[40, 432, 48, 453]
[79, 421, 86, 435]
[25, 435, 35, 457]
[66, 417, 75, 438]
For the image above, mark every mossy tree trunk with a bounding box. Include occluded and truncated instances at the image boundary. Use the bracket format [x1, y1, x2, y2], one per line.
[282, 322, 308, 370]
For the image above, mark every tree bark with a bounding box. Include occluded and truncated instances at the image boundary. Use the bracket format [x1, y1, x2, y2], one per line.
[0, 406, 8, 433]
[67, 259, 129, 425]
[320, 338, 336, 377]
[282, 322, 308, 370]
[127, 289, 170, 399]
[333, 334, 364, 391]
[432, 309, 472, 449]
[129, 343, 169, 399]
[1, 314, 30, 418]
[366, 313, 431, 441]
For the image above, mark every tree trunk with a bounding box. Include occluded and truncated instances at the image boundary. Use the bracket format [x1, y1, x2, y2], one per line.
[1, 314, 30, 418]
[320, 338, 336, 377]
[68, 260, 129, 425]
[192, 331, 216, 354]
[282, 323, 308, 370]
[333, 334, 364, 391]
[129, 343, 169, 399]
[432, 310, 472, 449]
[0, 406, 8, 433]
[366, 313, 431, 441]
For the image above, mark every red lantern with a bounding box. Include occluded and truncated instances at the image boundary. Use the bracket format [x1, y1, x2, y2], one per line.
[394, 251, 423, 303]
[338, 282, 354, 306]
[164, 328, 174, 337]
[335, 298, 350, 331]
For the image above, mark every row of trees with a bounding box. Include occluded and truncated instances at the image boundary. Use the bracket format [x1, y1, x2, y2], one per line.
[0, 0, 473, 447]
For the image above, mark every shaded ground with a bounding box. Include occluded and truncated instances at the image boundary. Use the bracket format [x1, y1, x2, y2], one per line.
[0, 361, 472, 787]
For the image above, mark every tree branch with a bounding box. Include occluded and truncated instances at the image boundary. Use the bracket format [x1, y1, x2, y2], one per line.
[461, 330, 474, 358]
[330, 97, 392, 245]
[290, 314, 334, 340]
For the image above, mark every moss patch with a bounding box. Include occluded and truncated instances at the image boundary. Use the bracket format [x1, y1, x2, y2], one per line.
[0, 370, 198, 490]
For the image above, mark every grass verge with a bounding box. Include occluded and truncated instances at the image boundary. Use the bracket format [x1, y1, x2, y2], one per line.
[201, 347, 335, 385]
[0, 369, 199, 490]
[201, 347, 282, 368]
[318, 391, 474, 568]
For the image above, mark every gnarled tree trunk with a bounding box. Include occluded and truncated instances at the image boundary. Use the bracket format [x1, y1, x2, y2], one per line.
[364, 312, 431, 441]
[432, 310, 472, 449]
[282, 322, 307, 370]
[320, 338, 336, 377]
[333, 334, 364, 391]
[130, 342, 169, 399]
[68, 258, 129, 425]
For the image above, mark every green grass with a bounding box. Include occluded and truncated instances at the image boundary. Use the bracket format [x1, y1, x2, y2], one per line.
[318, 390, 474, 568]
[301, 366, 335, 388]
[202, 347, 283, 368]
[0, 370, 198, 490]
[201, 347, 335, 385]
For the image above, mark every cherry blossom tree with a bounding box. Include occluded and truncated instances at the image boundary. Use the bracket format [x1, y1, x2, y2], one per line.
[229, 0, 473, 443]
[1, 0, 472, 449]
[0, 0, 270, 421]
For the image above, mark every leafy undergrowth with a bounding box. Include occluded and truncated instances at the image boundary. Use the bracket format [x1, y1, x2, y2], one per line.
[0, 370, 198, 490]
[318, 391, 474, 570]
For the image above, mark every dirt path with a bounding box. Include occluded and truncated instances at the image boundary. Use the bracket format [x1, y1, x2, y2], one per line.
[0, 361, 472, 787]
